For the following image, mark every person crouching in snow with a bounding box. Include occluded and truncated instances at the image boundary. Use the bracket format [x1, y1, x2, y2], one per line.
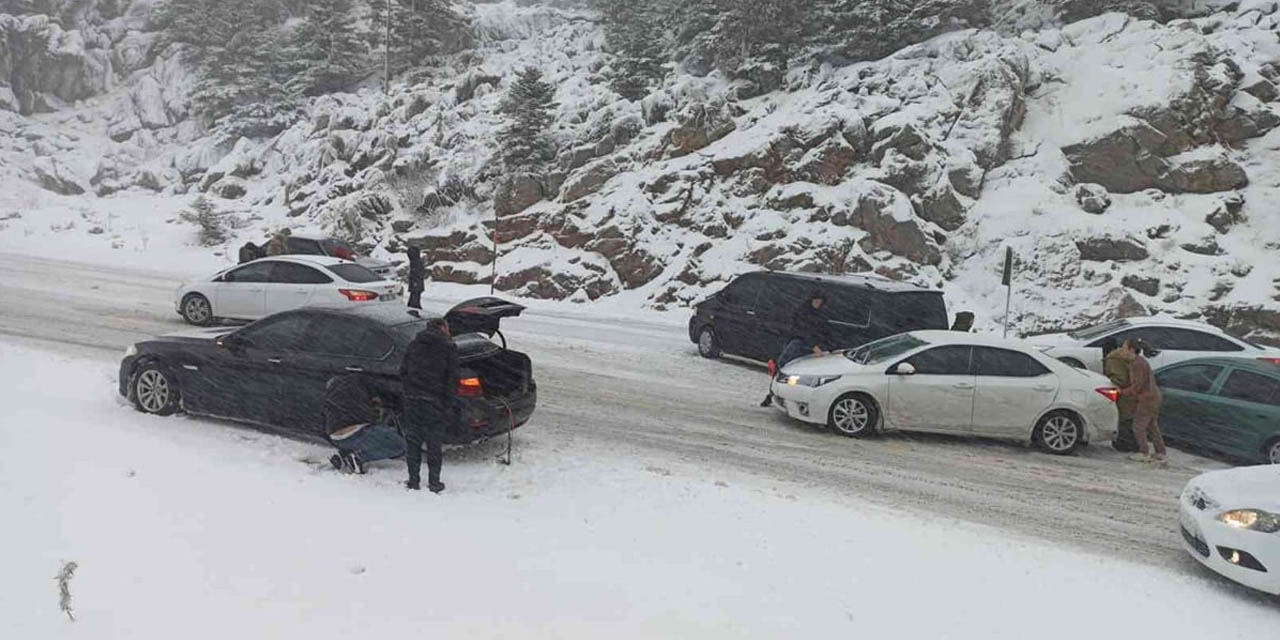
[325, 375, 406, 474]
[760, 289, 834, 408]
[1118, 339, 1167, 465]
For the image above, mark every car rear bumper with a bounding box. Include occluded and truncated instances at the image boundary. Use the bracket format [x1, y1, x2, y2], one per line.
[446, 389, 537, 445]
[1180, 497, 1280, 595]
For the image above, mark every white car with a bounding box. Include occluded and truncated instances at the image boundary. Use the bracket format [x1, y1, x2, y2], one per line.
[771, 331, 1119, 455]
[1027, 317, 1280, 373]
[1180, 465, 1280, 596]
[176, 256, 403, 325]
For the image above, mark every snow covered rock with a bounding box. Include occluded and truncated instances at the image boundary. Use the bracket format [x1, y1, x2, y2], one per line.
[494, 174, 544, 217]
[562, 159, 619, 202]
[1074, 183, 1112, 213]
[31, 157, 85, 195]
[1075, 236, 1151, 262]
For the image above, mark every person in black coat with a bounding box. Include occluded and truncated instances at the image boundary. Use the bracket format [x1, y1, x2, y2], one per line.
[400, 317, 459, 492]
[407, 246, 425, 310]
[324, 375, 405, 474]
[760, 290, 834, 407]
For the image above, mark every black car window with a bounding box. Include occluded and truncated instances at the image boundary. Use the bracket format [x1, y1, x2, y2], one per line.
[328, 263, 383, 283]
[224, 261, 275, 283]
[304, 317, 393, 359]
[1218, 370, 1280, 406]
[723, 276, 764, 308]
[825, 289, 871, 328]
[905, 345, 973, 375]
[1070, 319, 1130, 341]
[1091, 327, 1164, 350]
[1155, 364, 1223, 394]
[756, 278, 806, 319]
[285, 237, 325, 255]
[972, 347, 1050, 377]
[239, 314, 311, 351]
[882, 292, 948, 332]
[271, 262, 333, 284]
[1172, 329, 1243, 352]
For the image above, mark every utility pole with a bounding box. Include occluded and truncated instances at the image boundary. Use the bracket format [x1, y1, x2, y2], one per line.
[383, 0, 391, 95]
[1001, 246, 1015, 338]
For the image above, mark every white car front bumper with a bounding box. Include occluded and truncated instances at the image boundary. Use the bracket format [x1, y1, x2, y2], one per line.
[770, 378, 830, 426]
[1180, 491, 1280, 595]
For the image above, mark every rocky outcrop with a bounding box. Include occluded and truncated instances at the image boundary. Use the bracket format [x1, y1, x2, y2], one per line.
[1062, 120, 1172, 193]
[31, 157, 84, 195]
[1074, 183, 1111, 214]
[494, 174, 543, 217]
[561, 159, 619, 202]
[1075, 236, 1150, 262]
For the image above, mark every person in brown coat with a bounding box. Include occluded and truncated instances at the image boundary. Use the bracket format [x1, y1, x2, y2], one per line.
[1119, 339, 1166, 464]
[1102, 338, 1138, 452]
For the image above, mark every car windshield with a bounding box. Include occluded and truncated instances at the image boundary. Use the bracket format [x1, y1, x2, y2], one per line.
[327, 263, 382, 283]
[1067, 319, 1129, 341]
[846, 334, 928, 365]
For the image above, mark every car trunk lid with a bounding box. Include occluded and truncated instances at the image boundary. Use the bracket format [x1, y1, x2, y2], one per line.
[446, 297, 526, 338]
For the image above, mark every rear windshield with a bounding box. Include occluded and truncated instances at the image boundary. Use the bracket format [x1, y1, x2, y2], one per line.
[1068, 319, 1129, 341]
[847, 334, 928, 365]
[328, 263, 382, 283]
[321, 238, 357, 259]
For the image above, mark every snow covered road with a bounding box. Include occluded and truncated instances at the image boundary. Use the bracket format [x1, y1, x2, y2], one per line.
[0, 253, 1251, 580]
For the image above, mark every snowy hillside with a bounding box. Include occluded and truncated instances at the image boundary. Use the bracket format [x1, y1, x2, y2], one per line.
[1, 0, 1279, 343]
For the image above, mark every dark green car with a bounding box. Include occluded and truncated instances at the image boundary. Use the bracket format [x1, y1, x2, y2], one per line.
[1155, 358, 1280, 465]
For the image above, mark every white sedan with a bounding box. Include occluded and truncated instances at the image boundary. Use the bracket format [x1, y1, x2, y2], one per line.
[771, 331, 1119, 455]
[1027, 317, 1280, 373]
[1180, 465, 1280, 596]
[176, 255, 403, 325]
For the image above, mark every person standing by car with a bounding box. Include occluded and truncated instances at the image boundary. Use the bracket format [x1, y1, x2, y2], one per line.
[401, 317, 459, 492]
[1102, 338, 1138, 452]
[324, 375, 406, 474]
[407, 246, 425, 310]
[1119, 339, 1167, 464]
[760, 290, 834, 407]
[265, 228, 291, 256]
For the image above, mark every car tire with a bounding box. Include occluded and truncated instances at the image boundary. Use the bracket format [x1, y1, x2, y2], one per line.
[697, 327, 721, 359]
[130, 361, 181, 416]
[181, 293, 214, 326]
[1265, 437, 1280, 465]
[1035, 410, 1083, 455]
[1058, 357, 1086, 369]
[828, 393, 878, 438]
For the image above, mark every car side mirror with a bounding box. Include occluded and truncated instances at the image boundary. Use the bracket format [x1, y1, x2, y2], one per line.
[218, 334, 250, 352]
[893, 362, 916, 376]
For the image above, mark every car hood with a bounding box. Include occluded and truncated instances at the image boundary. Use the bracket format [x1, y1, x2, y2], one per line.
[780, 352, 861, 376]
[1192, 466, 1280, 512]
[153, 326, 236, 345]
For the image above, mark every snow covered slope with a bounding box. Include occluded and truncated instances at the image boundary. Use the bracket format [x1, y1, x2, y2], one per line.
[1, 1, 1279, 343]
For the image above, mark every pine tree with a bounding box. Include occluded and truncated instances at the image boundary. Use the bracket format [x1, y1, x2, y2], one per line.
[598, 0, 667, 101]
[372, 0, 472, 76]
[497, 67, 558, 168]
[704, 0, 810, 82]
[818, 0, 989, 62]
[286, 0, 369, 97]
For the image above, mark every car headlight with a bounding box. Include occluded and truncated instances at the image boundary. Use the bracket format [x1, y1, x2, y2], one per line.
[787, 375, 842, 387]
[124, 344, 138, 358]
[1218, 509, 1280, 533]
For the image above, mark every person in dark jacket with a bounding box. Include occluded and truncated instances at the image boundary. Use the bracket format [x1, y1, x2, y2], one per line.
[238, 242, 260, 264]
[400, 317, 459, 492]
[407, 247, 425, 310]
[760, 290, 834, 407]
[324, 375, 406, 474]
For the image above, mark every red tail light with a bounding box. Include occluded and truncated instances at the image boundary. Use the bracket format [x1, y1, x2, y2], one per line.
[1258, 357, 1280, 366]
[338, 289, 378, 302]
[768, 360, 777, 377]
[1096, 387, 1120, 403]
[458, 376, 483, 398]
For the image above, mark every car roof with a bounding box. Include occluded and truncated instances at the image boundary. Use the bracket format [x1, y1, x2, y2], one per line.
[746, 270, 939, 294]
[299, 305, 440, 326]
[908, 330, 1041, 350]
[288, 233, 334, 241]
[1109, 316, 1237, 334]
[247, 255, 352, 268]
[1155, 357, 1280, 376]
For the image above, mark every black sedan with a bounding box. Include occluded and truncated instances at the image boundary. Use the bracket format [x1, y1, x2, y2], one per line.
[118, 298, 536, 445]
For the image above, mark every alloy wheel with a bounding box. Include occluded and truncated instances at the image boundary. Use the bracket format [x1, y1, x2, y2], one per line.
[698, 329, 715, 357]
[136, 370, 171, 413]
[1269, 440, 1280, 465]
[1041, 415, 1079, 452]
[184, 296, 211, 324]
[832, 397, 870, 434]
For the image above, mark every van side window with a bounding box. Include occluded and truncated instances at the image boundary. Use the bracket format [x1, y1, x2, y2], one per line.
[755, 277, 806, 317]
[723, 277, 764, 307]
[826, 290, 871, 328]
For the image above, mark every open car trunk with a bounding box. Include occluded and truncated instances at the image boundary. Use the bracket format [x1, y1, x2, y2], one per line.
[464, 350, 533, 399]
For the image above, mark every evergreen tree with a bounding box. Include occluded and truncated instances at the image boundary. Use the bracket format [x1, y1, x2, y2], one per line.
[817, 0, 989, 62]
[286, 0, 369, 97]
[598, 0, 667, 101]
[704, 0, 810, 82]
[371, 0, 472, 76]
[497, 67, 558, 168]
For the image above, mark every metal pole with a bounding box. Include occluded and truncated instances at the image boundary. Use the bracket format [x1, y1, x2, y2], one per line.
[1001, 246, 1014, 338]
[490, 206, 498, 295]
[1003, 281, 1012, 338]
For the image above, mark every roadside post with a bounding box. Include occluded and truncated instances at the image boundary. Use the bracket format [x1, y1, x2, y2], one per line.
[1002, 246, 1015, 338]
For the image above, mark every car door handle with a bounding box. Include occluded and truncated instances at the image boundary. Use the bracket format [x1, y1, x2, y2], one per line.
[267, 358, 282, 365]
[952, 383, 974, 390]
[746, 310, 757, 316]
[344, 365, 364, 373]
[1034, 385, 1055, 392]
